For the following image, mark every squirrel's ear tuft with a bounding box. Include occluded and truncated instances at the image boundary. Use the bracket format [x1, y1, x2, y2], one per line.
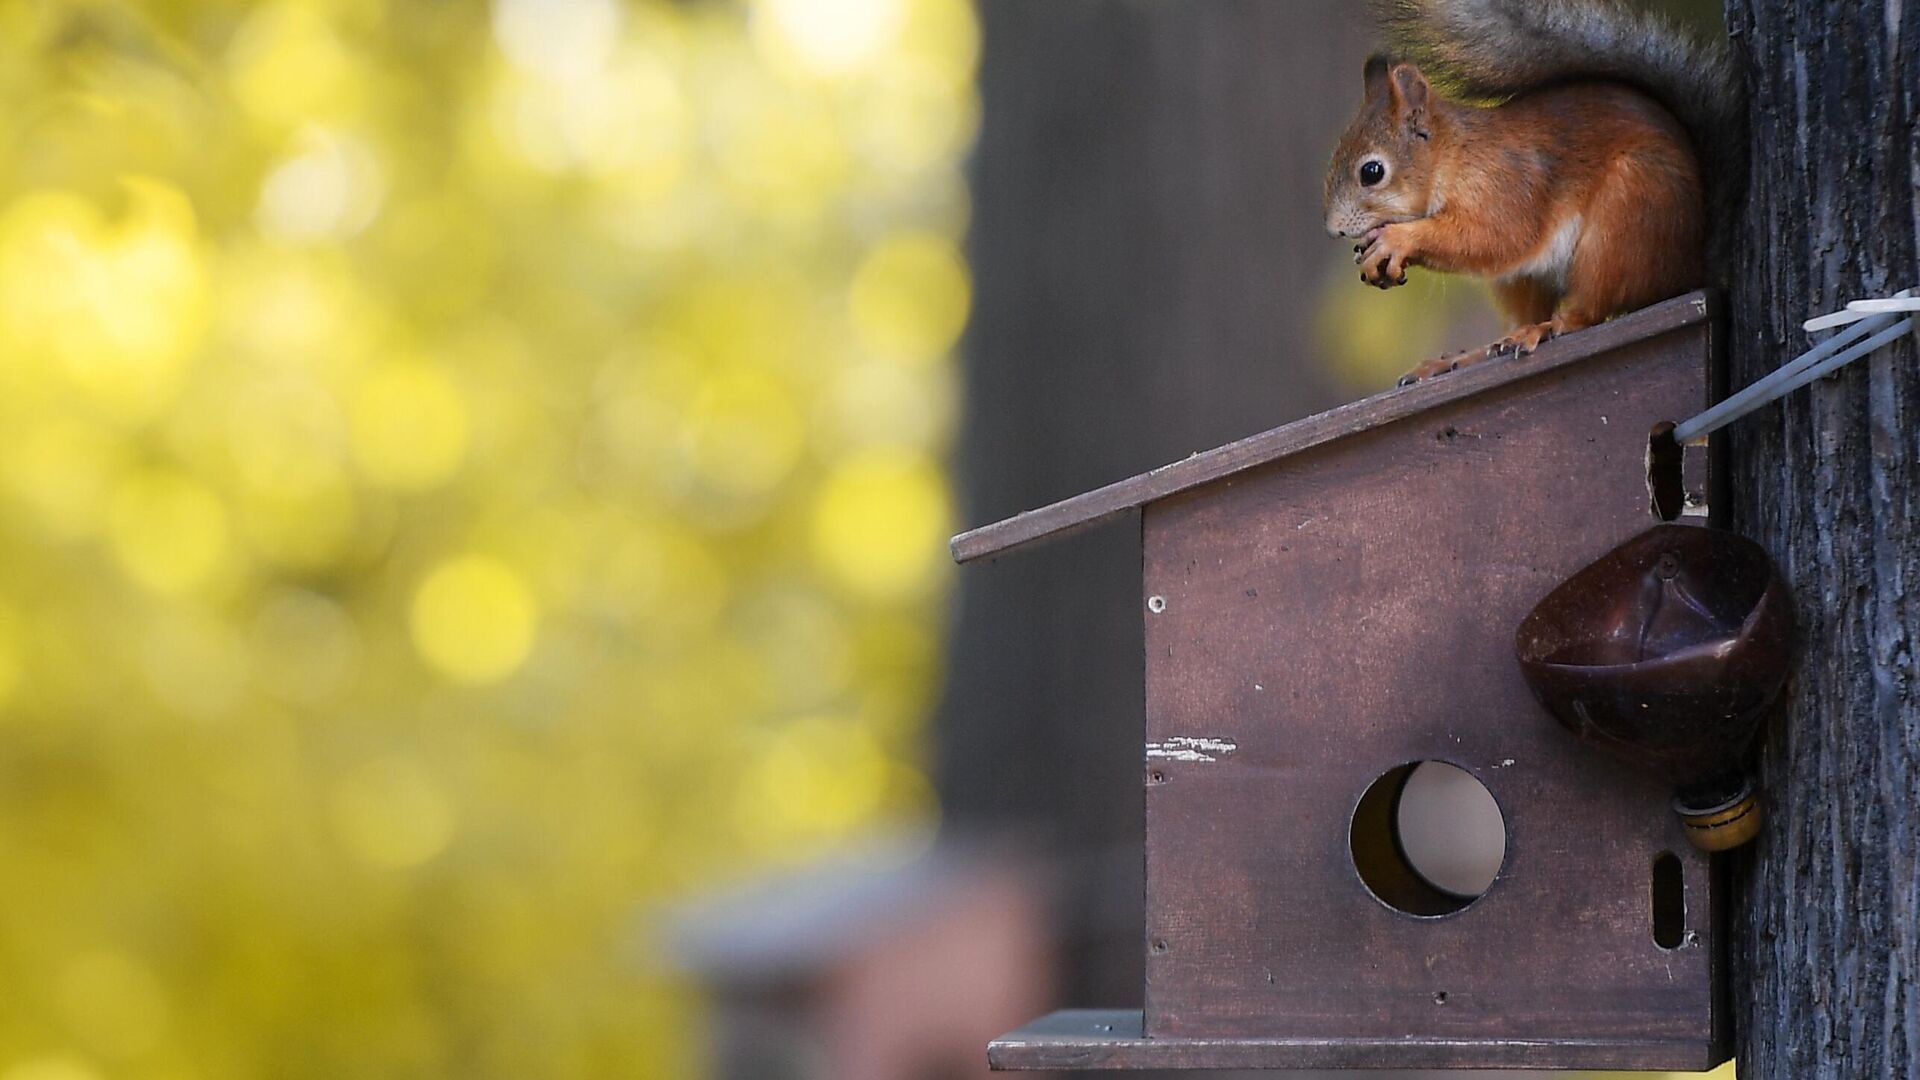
[1388, 63, 1430, 124]
[1363, 54, 1394, 97]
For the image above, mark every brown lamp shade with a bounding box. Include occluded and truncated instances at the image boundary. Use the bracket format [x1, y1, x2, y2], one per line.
[1515, 524, 1793, 793]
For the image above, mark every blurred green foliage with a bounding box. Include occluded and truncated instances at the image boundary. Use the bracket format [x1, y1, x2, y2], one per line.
[0, 0, 973, 1076]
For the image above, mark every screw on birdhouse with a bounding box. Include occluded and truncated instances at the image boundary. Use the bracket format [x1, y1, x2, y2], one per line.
[1148, 769, 1167, 786]
[1147, 595, 1167, 613]
[1432, 991, 1449, 1005]
[1150, 938, 1169, 954]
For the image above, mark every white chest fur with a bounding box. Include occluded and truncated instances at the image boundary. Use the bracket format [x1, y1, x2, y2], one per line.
[1501, 216, 1583, 292]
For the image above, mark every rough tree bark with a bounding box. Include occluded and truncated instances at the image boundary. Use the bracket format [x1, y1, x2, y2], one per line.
[1723, 2, 1920, 1076]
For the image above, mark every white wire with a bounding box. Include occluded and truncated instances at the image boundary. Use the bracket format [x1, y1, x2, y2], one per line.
[1804, 291, 1920, 331]
[1673, 288, 1918, 445]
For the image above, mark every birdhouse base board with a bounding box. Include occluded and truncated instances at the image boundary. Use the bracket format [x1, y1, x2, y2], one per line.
[988, 1010, 1728, 1071]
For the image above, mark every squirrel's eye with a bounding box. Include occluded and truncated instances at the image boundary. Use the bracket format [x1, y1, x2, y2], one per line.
[1359, 160, 1386, 187]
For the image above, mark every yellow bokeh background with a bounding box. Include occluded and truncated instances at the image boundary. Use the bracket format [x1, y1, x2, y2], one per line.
[0, 0, 973, 1076]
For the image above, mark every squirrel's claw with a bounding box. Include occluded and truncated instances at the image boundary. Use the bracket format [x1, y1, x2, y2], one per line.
[1356, 226, 1414, 289]
[1400, 343, 1509, 385]
[1486, 321, 1559, 357]
[1364, 255, 1406, 289]
[1397, 352, 1466, 385]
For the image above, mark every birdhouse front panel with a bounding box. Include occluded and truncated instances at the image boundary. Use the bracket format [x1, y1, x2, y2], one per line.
[1138, 315, 1728, 1068]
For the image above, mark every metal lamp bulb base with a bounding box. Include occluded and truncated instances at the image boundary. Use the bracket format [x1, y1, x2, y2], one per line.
[1675, 776, 1763, 852]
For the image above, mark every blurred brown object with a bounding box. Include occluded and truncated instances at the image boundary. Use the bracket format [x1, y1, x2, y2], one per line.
[667, 837, 1055, 1080]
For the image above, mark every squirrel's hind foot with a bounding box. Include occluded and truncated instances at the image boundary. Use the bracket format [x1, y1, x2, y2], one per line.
[1396, 319, 1563, 386]
[1397, 348, 1479, 386]
[1487, 321, 1560, 358]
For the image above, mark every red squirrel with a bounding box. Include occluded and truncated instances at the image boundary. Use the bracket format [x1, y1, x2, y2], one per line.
[1323, 0, 1742, 384]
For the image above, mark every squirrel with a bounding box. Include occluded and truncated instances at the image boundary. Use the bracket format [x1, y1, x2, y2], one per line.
[1323, 0, 1743, 384]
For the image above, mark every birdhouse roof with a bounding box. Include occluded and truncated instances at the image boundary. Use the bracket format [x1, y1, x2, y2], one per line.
[950, 291, 1716, 564]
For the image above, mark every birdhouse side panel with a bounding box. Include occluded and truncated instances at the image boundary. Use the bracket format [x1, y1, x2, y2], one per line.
[1140, 325, 1725, 1061]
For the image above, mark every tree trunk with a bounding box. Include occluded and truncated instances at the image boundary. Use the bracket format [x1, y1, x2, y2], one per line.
[1723, 2, 1920, 1076]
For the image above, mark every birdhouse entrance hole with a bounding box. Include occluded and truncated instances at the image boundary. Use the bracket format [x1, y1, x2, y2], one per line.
[1349, 762, 1506, 917]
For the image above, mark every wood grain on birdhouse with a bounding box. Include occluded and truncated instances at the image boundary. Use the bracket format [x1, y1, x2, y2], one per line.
[961, 291, 1733, 1071]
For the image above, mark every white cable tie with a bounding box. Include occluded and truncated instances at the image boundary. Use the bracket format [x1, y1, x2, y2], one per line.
[1673, 314, 1894, 443]
[1735, 317, 1914, 412]
[1674, 287, 1918, 445]
[1803, 288, 1916, 331]
[1843, 297, 1920, 316]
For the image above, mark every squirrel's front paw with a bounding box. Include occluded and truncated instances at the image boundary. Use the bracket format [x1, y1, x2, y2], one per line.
[1356, 226, 1415, 289]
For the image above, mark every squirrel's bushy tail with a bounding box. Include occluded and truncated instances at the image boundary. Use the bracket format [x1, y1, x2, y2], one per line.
[1372, 0, 1743, 217]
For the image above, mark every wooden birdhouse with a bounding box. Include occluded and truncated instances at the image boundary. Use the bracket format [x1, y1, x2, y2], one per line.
[954, 293, 1733, 1071]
